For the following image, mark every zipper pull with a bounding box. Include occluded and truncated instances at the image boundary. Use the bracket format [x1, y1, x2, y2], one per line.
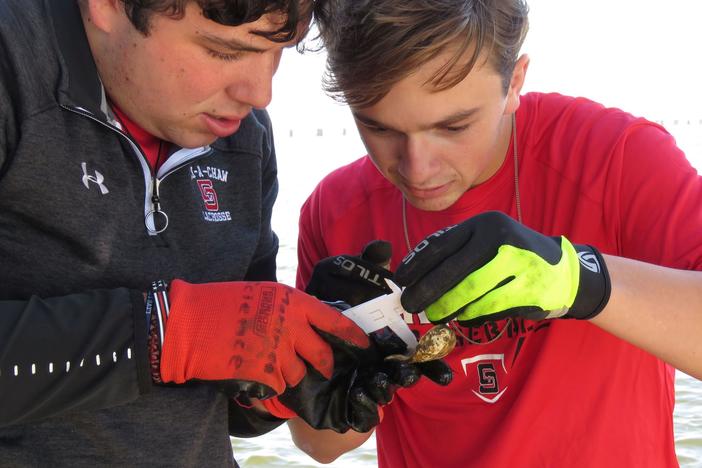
[145, 177, 169, 234]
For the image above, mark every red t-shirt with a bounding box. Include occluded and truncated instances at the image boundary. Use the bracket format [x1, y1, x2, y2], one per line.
[297, 93, 702, 467]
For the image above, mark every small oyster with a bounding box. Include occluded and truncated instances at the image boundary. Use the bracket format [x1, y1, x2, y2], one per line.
[385, 324, 457, 363]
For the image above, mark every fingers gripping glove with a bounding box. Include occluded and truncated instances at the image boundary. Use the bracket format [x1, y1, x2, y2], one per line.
[394, 211, 611, 325]
[261, 329, 379, 433]
[261, 325, 453, 433]
[305, 240, 394, 307]
[319, 328, 452, 433]
[343, 342, 453, 432]
[148, 280, 370, 400]
[366, 327, 453, 391]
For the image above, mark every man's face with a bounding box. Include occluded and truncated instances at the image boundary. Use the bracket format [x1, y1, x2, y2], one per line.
[352, 53, 525, 211]
[89, 3, 303, 148]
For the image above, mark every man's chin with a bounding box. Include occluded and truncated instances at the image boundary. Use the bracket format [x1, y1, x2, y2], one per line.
[405, 193, 461, 212]
[166, 131, 220, 149]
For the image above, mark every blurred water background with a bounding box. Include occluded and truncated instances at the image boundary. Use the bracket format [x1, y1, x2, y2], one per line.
[233, 0, 702, 465]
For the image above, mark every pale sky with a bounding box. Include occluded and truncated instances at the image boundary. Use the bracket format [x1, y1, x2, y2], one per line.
[522, 0, 702, 119]
[269, 0, 702, 128]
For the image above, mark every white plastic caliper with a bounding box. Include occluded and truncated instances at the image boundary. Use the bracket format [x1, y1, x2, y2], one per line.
[340, 279, 418, 354]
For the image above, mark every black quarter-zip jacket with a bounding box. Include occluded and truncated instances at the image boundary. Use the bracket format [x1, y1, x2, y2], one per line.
[0, 0, 283, 465]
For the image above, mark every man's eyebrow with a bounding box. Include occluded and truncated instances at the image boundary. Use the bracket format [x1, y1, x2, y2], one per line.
[431, 108, 480, 128]
[199, 32, 266, 53]
[353, 108, 480, 131]
[352, 113, 386, 128]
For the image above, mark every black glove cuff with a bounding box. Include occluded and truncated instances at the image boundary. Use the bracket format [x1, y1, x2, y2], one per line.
[567, 245, 611, 320]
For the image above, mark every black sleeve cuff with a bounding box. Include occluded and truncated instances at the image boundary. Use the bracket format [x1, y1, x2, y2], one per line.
[129, 289, 152, 395]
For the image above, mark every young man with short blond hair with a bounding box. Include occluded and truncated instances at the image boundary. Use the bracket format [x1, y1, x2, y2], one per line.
[291, 1, 702, 466]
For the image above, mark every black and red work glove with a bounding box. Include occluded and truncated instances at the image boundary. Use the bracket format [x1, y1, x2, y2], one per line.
[258, 318, 453, 433]
[259, 329, 380, 433]
[284, 241, 452, 433]
[145, 280, 370, 401]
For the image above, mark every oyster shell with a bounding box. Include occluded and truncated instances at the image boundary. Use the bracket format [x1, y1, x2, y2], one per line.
[385, 324, 457, 363]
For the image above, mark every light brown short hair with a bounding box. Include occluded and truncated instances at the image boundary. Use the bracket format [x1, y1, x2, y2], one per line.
[316, 0, 529, 107]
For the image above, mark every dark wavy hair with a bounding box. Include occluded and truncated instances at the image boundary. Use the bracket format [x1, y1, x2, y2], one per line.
[316, 0, 529, 107]
[121, 0, 323, 42]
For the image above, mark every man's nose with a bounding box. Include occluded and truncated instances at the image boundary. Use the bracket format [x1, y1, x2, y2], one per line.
[226, 51, 279, 109]
[398, 135, 438, 183]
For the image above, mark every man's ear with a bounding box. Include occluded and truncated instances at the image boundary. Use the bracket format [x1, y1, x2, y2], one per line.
[504, 54, 530, 115]
[81, 0, 124, 34]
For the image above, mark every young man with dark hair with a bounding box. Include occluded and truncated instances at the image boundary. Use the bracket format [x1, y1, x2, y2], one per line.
[291, 0, 702, 466]
[0, 0, 422, 465]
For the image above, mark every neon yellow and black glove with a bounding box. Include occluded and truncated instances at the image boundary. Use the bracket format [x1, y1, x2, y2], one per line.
[395, 211, 611, 325]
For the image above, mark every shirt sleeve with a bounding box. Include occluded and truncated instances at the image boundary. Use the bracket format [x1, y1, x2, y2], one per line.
[612, 123, 702, 270]
[0, 288, 151, 427]
[0, 42, 14, 174]
[244, 109, 279, 282]
[296, 188, 330, 290]
[0, 37, 152, 426]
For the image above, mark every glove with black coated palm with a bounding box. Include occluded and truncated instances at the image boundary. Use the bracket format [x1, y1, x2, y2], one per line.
[260, 319, 452, 433]
[395, 211, 611, 325]
[259, 327, 379, 433]
[148, 280, 370, 401]
[279, 240, 452, 433]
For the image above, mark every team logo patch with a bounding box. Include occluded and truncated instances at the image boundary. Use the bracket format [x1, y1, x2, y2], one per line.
[461, 354, 509, 404]
[197, 179, 219, 211]
[193, 170, 231, 223]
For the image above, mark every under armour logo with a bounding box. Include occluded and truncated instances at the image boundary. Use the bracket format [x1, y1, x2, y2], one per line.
[577, 251, 600, 273]
[81, 162, 109, 195]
